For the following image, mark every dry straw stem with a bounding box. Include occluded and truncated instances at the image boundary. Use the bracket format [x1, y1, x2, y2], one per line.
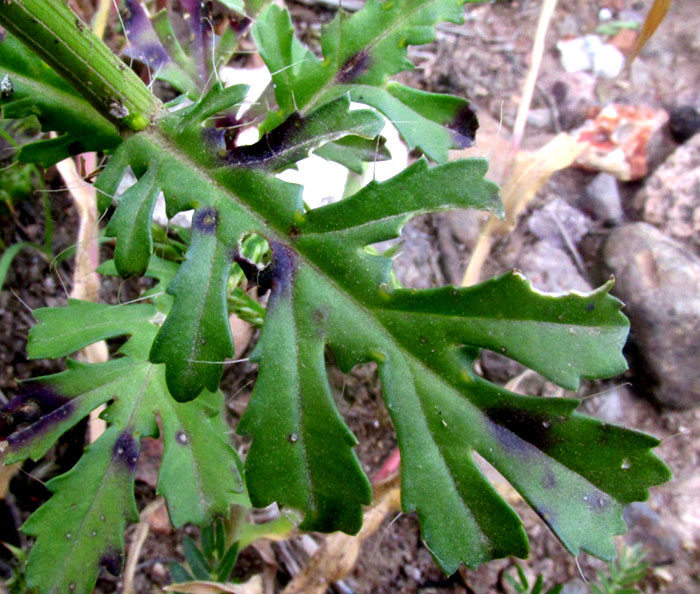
[628, 0, 672, 64]
[122, 497, 165, 594]
[163, 575, 264, 594]
[510, 0, 559, 157]
[281, 480, 401, 594]
[53, 148, 108, 442]
[91, 0, 113, 41]
[461, 0, 569, 287]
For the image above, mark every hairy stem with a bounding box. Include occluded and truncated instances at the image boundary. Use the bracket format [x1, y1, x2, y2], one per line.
[0, 0, 160, 131]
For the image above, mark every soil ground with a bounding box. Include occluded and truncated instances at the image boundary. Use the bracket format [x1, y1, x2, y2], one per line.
[2, 0, 700, 592]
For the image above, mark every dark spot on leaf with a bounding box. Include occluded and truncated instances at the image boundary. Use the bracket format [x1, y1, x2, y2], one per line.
[485, 406, 561, 453]
[311, 307, 328, 325]
[224, 113, 305, 168]
[287, 433, 298, 443]
[100, 547, 123, 576]
[584, 492, 611, 511]
[419, 336, 428, 344]
[586, 303, 595, 312]
[288, 225, 301, 239]
[175, 430, 189, 445]
[448, 105, 479, 148]
[202, 127, 227, 155]
[193, 207, 218, 234]
[542, 469, 557, 490]
[69, 582, 76, 592]
[112, 432, 139, 471]
[336, 51, 370, 83]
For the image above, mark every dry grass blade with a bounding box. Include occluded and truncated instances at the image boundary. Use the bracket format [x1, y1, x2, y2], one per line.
[163, 575, 264, 594]
[122, 497, 164, 594]
[461, 133, 586, 286]
[53, 150, 108, 441]
[510, 0, 559, 157]
[628, 0, 673, 63]
[281, 483, 401, 594]
[0, 462, 19, 499]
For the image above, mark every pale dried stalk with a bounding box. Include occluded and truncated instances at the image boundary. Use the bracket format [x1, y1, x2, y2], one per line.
[461, 0, 561, 287]
[53, 149, 108, 441]
[461, 133, 586, 286]
[510, 0, 559, 158]
[628, 0, 672, 64]
[122, 497, 165, 594]
[163, 575, 264, 594]
[92, 0, 113, 40]
[282, 482, 401, 594]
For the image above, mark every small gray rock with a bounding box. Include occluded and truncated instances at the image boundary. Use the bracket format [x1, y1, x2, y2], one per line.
[528, 199, 593, 249]
[582, 172, 624, 224]
[624, 502, 681, 562]
[560, 579, 589, 594]
[603, 223, 700, 408]
[634, 132, 700, 247]
[518, 240, 591, 293]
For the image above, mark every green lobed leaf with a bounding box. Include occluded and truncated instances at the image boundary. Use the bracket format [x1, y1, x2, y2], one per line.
[105, 162, 162, 278]
[314, 134, 392, 174]
[26, 299, 157, 360]
[224, 95, 384, 171]
[90, 102, 669, 569]
[251, 2, 479, 162]
[4, 0, 671, 587]
[149, 208, 236, 402]
[0, 33, 120, 165]
[21, 427, 138, 594]
[5, 297, 246, 593]
[237, 244, 372, 533]
[337, 82, 478, 162]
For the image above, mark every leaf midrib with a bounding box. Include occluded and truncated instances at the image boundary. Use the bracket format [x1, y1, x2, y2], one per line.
[144, 126, 595, 420]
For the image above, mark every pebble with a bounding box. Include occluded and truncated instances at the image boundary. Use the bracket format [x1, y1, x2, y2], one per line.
[557, 35, 625, 79]
[634, 132, 700, 246]
[517, 240, 591, 293]
[581, 172, 624, 224]
[669, 105, 700, 143]
[602, 223, 700, 409]
[624, 502, 681, 562]
[527, 198, 594, 249]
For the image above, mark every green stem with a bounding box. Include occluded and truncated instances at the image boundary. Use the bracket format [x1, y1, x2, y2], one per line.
[0, 0, 160, 131]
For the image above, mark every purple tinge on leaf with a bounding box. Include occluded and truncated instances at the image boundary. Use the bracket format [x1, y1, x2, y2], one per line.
[112, 431, 140, 472]
[235, 242, 296, 300]
[122, 0, 171, 70]
[336, 50, 371, 83]
[1, 385, 70, 442]
[178, 0, 212, 82]
[223, 113, 305, 167]
[448, 104, 479, 149]
[100, 547, 124, 577]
